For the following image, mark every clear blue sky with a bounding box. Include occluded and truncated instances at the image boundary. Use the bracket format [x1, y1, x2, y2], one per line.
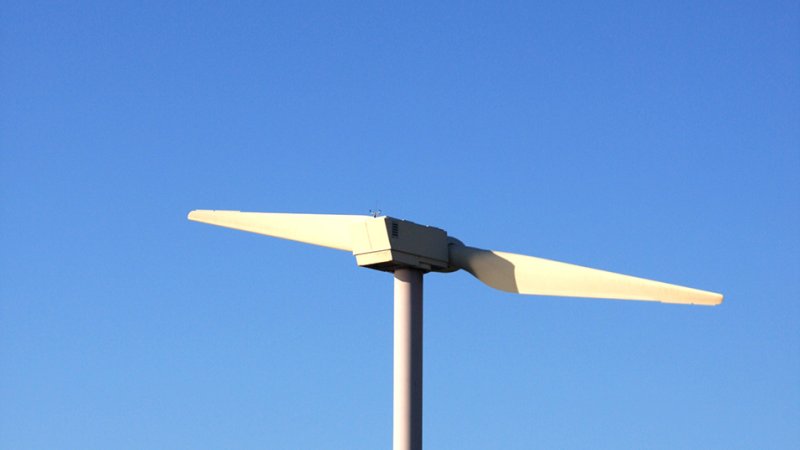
[1, 1, 798, 449]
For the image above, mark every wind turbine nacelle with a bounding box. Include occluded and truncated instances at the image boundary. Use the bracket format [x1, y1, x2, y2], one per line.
[351, 217, 451, 273]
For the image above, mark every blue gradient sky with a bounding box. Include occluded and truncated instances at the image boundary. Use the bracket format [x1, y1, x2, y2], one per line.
[2, 1, 798, 449]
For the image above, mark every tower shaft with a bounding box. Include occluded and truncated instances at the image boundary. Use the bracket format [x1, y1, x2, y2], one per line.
[393, 268, 423, 450]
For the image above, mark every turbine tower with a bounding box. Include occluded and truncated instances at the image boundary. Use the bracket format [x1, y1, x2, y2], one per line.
[188, 210, 722, 450]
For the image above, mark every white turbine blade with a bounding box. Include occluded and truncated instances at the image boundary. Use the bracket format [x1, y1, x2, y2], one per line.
[188, 210, 371, 251]
[449, 244, 723, 305]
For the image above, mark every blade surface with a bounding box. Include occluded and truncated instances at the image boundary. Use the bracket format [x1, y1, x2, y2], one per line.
[449, 244, 722, 305]
[188, 210, 371, 251]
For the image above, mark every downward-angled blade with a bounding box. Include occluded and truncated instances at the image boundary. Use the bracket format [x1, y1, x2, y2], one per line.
[449, 244, 722, 305]
[188, 210, 371, 251]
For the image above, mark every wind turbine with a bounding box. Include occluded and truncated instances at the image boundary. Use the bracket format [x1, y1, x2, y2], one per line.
[188, 210, 722, 450]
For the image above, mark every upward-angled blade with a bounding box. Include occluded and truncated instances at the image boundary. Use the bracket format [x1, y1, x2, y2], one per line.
[188, 210, 371, 251]
[449, 244, 722, 305]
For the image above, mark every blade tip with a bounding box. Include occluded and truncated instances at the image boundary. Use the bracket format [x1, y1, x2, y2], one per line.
[658, 290, 723, 306]
[690, 292, 724, 306]
[187, 209, 206, 221]
[188, 209, 228, 222]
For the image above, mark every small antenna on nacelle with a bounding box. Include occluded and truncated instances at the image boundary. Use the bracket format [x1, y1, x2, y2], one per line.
[369, 209, 382, 218]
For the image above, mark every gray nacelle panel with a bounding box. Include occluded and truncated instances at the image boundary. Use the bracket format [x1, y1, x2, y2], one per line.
[351, 217, 450, 272]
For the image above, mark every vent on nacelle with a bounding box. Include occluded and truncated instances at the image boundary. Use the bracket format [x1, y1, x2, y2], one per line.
[391, 222, 399, 238]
